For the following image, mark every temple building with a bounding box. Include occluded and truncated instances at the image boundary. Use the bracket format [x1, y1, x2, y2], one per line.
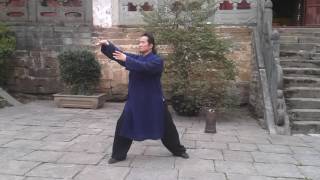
[1, 0, 319, 134]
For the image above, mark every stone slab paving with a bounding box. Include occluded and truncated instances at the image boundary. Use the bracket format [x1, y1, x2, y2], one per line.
[0, 101, 320, 180]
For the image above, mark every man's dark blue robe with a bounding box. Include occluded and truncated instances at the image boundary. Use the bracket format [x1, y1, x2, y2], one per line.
[101, 43, 165, 141]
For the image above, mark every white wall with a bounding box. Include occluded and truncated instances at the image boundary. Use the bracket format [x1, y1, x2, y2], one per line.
[92, 0, 112, 27]
[212, 0, 258, 25]
[92, 0, 259, 27]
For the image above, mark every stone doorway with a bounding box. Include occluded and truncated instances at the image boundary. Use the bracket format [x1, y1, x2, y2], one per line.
[272, 0, 303, 26]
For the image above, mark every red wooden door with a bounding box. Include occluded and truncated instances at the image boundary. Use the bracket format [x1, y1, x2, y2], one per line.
[304, 0, 320, 26]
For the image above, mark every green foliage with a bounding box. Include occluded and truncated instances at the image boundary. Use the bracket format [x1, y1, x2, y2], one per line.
[58, 50, 101, 95]
[142, 0, 237, 116]
[171, 94, 201, 116]
[0, 23, 16, 87]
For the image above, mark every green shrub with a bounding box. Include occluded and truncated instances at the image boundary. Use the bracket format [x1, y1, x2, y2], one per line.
[142, 0, 236, 116]
[171, 95, 201, 116]
[0, 23, 16, 86]
[58, 50, 101, 95]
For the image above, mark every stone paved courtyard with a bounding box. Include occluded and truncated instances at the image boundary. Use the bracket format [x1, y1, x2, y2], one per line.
[0, 101, 320, 180]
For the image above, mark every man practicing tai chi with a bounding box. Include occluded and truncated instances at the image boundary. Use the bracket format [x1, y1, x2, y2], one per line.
[98, 32, 189, 164]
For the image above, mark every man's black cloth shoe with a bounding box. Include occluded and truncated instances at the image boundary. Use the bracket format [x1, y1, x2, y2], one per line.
[175, 152, 189, 159]
[108, 158, 124, 164]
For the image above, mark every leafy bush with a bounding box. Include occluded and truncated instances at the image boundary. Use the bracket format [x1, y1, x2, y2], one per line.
[0, 23, 16, 86]
[171, 95, 201, 116]
[142, 0, 236, 116]
[58, 50, 101, 95]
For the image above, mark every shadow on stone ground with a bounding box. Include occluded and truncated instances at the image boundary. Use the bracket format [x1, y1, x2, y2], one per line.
[0, 100, 319, 180]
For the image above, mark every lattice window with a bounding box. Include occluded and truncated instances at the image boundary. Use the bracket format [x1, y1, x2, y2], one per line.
[0, 0, 91, 24]
[219, 0, 234, 10]
[38, 0, 85, 22]
[120, 0, 157, 25]
[128, 2, 137, 11]
[237, 0, 251, 10]
[140, 2, 153, 11]
[0, 0, 28, 21]
[40, 0, 82, 7]
[218, 0, 252, 10]
[125, 1, 154, 12]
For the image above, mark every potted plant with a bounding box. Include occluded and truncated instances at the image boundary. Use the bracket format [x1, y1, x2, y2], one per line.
[53, 50, 106, 109]
[0, 23, 22, 107]
[0, 22, 16, 87]
[201, 83, 239, 133]
[142, 0, 237, 123]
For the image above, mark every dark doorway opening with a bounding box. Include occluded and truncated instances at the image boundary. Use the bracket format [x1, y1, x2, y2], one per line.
[272, 0, 304, 26]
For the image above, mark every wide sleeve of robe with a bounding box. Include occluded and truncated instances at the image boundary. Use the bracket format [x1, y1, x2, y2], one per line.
[125, 55, 163, 74]
[101, 42, 126, 67]
[124, 52, 140, 59]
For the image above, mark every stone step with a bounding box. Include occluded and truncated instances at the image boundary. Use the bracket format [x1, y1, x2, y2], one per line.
[284, 73, 320, 79]
[94, 27, 144, 40]
[277, 28, 320, 34]
[108, 39, 138, 45]
[96, 27, 144, 33]
[280, 36, 320, 44]
[280, 57, 320, 62]
[284, 76, 320, 87]
[280, 51, 320, 59]
[288, 109, 320, 121]
[114, 45, 138, 52]
[284, 87, 320, 98]
[105, 32, 141, 39]
[286, 98, 320, 109]
[280, 33, 320, 38]
[280, 60, 320, 68]
[282, 67, 320, 76]
[280, 43, 320, 52]
[279, 32, 320, 38]
[291, 121, 320, 134]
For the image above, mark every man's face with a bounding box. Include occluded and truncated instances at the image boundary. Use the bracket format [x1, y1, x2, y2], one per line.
[139, 36, 153, 54]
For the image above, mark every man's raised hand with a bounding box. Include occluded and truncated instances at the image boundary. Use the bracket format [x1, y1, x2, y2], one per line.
[96, 39, 109, 46]
[113, 51, 127, 61]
